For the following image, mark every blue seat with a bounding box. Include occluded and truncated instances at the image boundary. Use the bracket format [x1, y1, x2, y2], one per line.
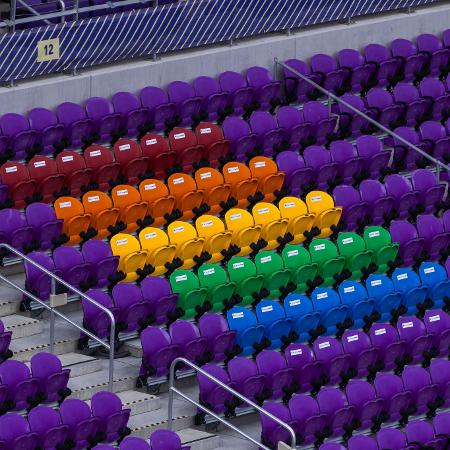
[366, 274, 402, 322]
[255, 300, 293, 350]
[311, 287, 348, 335]
[338, 280, 374, 329]
[227, 307, 265, 356]
[392, 267, 428, 315]
[418, 261, 450, 309]
[283, 293, 320, 342]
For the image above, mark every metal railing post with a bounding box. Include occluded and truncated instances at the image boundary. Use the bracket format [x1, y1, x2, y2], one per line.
[75, 0, 79, 21]
[10, 0, 16, 32]
[50, 277, 56, 354]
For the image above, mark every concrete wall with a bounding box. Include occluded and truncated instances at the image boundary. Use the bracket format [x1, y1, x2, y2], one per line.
[1, 2, 449, 115]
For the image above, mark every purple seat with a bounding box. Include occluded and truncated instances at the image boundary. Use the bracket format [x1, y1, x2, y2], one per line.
[359, 179, 395, 225]
[283, 59, 322, 103]
[24, 251, 58, 302]
[364, 43, 400, 86]
[28, 107, 64, 155]
[246, 66, 281, 111]
[167, 81, 202, 127]
[333, 185, 368, 231]
[346, 379, 383, 430]
[112, 283, 149, 333]
[28, 405, 68, 450]
[30, 352, 70, 404]
[391, 126, 423, 170]
[198, 313, 236, 363]
[406, 420, 447, 450]
[0, 209, 34, 253]
[402, 366, 439, 415]
[140, 276, 177, 326]
[390, 219, 425, 267]
[248, 111, 285, 156]
[393, 82, 429, 125]
[303, 145, 338, 190]
[434, 412, 450, 441]
[169, 320, 208, 366]
[418, 121, 450, 163]
[0, 413, 38, 450]
[377, 427, 408, 450]
[348, 435, 378, 450]
[338, 48, 373, 93]
[81, 240, 119, 289]
[329, 140, 364, 184]
[0, 359, 39, 411]
[92, 445, 115, 450]
[419, 77, 450, 120]
[228, 356, 266, 404]
[112, 91, 149, 138]
[341, 329, 378, 378]
[53, 246, 91, 291]
[430, 359, 450, 408]
[260, 402, 293, 448]
[355, 135, 391, 179]
[0, 319, 12, 363]
[319, 443, 346, 450]
[276, 151, 312, 196]
[317, 387, 355, 436]
[411, 169, 446, 214]
[276, 106, 311, 151]
[366, 87, 403, 128]
[90, 391, 130, 442]
[313, 337, 351, 385]
[369, 322, 406, 372]
[391, 38, 427, 82]
[0, 113, 37, 161]
[150, 429, 190, 450]
[193, 76, 228, 122]
[85, 97, 121, 144]
[303, 101, 337, 145]
[140, 86, 176, 132]
[416, 214, 450, 261]
[218, 71, 254, 116]
[417, 33, 449, 77]
[423, 309, 450, 357]
[338, 94, 373, 137]
[25, 203, 63, 251]
[119, 436, 150, 450]
[384, 174, 420, 220]
[397, 315, 433, 365]
[311, 53, 347, 94]
[56, 102, 93, 149]
[222, 116, 257, 161]
[60, 398, 100, 450]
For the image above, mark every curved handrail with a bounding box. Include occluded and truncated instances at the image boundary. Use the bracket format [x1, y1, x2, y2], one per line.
[274, 57, 450, 180]
[0, 243, 115, 391]
[168, 357, 296, 449]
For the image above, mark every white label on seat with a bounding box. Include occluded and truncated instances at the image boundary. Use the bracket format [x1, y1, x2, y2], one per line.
[144, 232, 157, 239]
[62, 155, 74, 162]
[232, 312, 244, 319]
[319, 341, 330, 349]
[87, 195, 100, 203]
[200, 127, 211, 134]
[201, 220, 213, 228]
[316, 292, 328, 300]
[200, 171, 212, 179]
[257, 207, 269, 215]
[343, 286, 355, 293]
[5, 166, 17, 173]
[347, 334, 359, 343]
[173, 177, 184, 185]
[174, 133, 185, 140]
[290, 348, 302, 356]
[375, 328, 386, 336]
[59, 201, 72, 208]
[117, 189, 128, 196]
[34, 160, 46, 168]
[146, 138, 157, 146]
[424, 267, 435, 274]
[116, 238, 128, 246]
[261, 305, 273, 313]
[402, 321, 414, 329]
[203, 268, 215, 276]
[396, 273, 408, 281]
[144, 183, 156, 191]
[287, 250, 298, 257]
[89, 150, 102, 157]
[289, 299, 301, 306]
[232, 262, 244, 269]
[173, 226, 184, 233]
[227, 166, 239, 173]
[429, 315, 441, 322]
[310, 195, 322, 202]
[175, 275, 187, 282]
[314, 244, 325, 251]
[254, 161, 266, 168]
[283, 202, 295, 209]
[342, 237, 353, 245]
[260, 256, 272, 263]
[119, 144, 131, 151]
[371, 279, 382, 287]
[368, 231, 380, 238]
[230, 213, 241, 220]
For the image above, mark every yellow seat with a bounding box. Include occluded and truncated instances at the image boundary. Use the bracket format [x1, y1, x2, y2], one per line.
[195, 215, 233, 263]
[138, 179, 175, 227]
[54, 196, 91, 245]
[110, 233, 148, 282]
[306, 191, 343, 238]
[248, 156, 285, 202]
[138, 227, 176, 276]
[167, 221, 205, 269]
[111, 185, 148, 233]
[224, 208, 262, 256]
[252, 202, 289, 250]
[278, 196, 316, 244]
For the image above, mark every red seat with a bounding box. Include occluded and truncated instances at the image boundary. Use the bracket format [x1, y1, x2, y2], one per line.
[0, 161, 36, 208]
[28, 156, 65, 203]
[113, 138, 149, 185]
[56, 150, 93, 197]
[140, 133, 176, 179]
[84, 145, 120, 191]
[195, 122, 230, 168]
[168, 127, 204, 172]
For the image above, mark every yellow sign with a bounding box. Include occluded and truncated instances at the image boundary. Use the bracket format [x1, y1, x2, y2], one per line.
[37, 38, 61, 63]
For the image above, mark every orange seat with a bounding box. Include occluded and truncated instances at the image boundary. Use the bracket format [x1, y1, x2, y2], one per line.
[169, 128, 204, 172]
[222, 162, 258, 208]
[195, 122, 230, 168]
[82, 191, 120, 239]
[194, 167, 231, 215]
[138, 179, 175, 226]
[111, 185, 148, 233]
[54, 196, 92, 245]
[113, 138, 149, 185]
[249, 156, 285, 202]
[167, 173, 204, 220]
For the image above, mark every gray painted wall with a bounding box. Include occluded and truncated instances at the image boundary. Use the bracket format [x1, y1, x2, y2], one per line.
[1, 2, 449, 115]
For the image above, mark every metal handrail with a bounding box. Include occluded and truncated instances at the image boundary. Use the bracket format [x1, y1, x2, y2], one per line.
[168, 357, 296, 450]
[274, 57, 450, 181]
[0, 243, 115, 391]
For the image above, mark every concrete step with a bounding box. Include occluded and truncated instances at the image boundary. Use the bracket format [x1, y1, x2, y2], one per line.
[0, 300, 19, 318]
[178, 429, 221, 450]
[124, 338, 142, 358]
[129, 410, 194, 436]
[59, 352, 102, 378]
[3, 314, 42, 339]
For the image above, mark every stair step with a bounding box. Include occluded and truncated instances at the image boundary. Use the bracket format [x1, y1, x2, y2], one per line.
[0, 300, 19, 318]
[124, 338, 142, 358]
[129, 410, 194, 436]
[3, 314, 42, 339]
[59, 352, 102, 377]
[178, 429, 220, 450]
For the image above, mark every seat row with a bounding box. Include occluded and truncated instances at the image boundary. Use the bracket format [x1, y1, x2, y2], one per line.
[98, 430, 191, 450]
[0, 321, 12, 364]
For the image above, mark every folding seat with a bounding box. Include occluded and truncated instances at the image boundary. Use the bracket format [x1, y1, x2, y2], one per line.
[338, 281, 374, 329]
[355, 134, 392, 179]
[0, 413, 38, 449]
[255, 252, 292, 299]
[0, 319, 12, 363]
[167, 81, 203, 127]
[169, 320, 208, 365]
[338, 48, 374, 93]
[283, 294, 320, 342]
[28, 405, 68, 449]
[226, 307, 266, 356]
[82, 191, 120, 239]
[248, 156, 284, 203]
[419, 261, 450, 309]
[137, 180, 173, 227]
[391, 38, 427, 82]
[90, 391, 130, 442]
[246, 66, 280, 110]
[167, 172, 204, 220]
[255, 301, 293, 350]
[223, 161, 259, 209]
[311, 287, 348, 335]
[391, 126, 425, 170]
[140, 133, 176, 179]
[309, 239, 346, 286]
[120, 437, 150, 450]
[194, 122, 229, 168]
[222, 116, 258, 162]
[194, 167, 231, 215]
[417, 33, 449, 77]
[384, 174, 420, 220]
[397, 315, 433, 365]
[110, 233, 147, 282]
[0, 208, 34, 253]
[364, 43, 401, 87]
[329, 140, 364, 185]
[392, 267, 428, 315]
[276, 106, 311, 152]
[283, 59, 322, 103]
[429, 359, 450, 408]
[224, 208, 262, 256]
[376, 428, 408, 450]
[419, 77, 450, 120]
[138, 227, 176, 276]
[346, 380, 383, 430]
[337, 232, 373, 279]
[83, 145, 120, 191]
[256, 350, 294, 399]
[402, 366, 439, 416]
[434, 412, 450, 442]
[25, 203, 63, 251]
[342, 330, 379, 378]
[55, 151, 92, 197]
[276, 151, 312, 197]
[305, 191, 342, 238]
[149, 429, 189, 450]
[411, 169, 446, 214]
[193, 77, 229, 122]
[366, 88, 403, 129]
[111, 185, 148, 233]
[28, 107, 65, 155]
[218, 70, 254, 116]
[111, 91, 148, 138]
[195, 215, 232, 264]
[56, 102, 93, 149]
[54, 196, 91, 245]
[28, 155, 65, 203]
[311, 53, 347, 94]
[332, 185, 368, 232]
[366, 274, 402, 322]
[140, 85, 176, 132]
[139, 277, 177, 326]
[85, 96, 122, 144]
[423, 309, 450, 358]
[416, 214, 450, 261]
[0, 113, 37, 161]
[406, 420, 447, 450]
[303, 145, 339, 191]
[53, 245, 91, 291]
[197, 263, 236, 312]
[198, 313, 236, 363]
[24, 252, 58, 302]
[338, 93, 374, 137]
[248, 111, 284, 157]
[113, 139, 149, 185]
[227, 257, 264, 306]
[393, 82, 429, 125]
[348, 436, 378, 450]
[0, 161, 36, 208]
[302, 101, 337, 145]
[260, 402, 293, 449]
[418, 121, 450, 164]
[252, 202, 288, 250]
[369, 322, 406, 371]
[93, 445, 115, 450]
[363, 226, 399, 274]
[278, 197, 315, 245]
[167, 221, 205, 269]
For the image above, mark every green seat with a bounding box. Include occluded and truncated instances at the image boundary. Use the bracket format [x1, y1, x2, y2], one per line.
[198, 263, 236, 312]
[363, 226, 399, 273]
[169, 270, 208, 319]
[227, 257, 264, 306]
[254, 251, 291, 299]
[281, 244, 318, 293]
[337, 232, 374, 280]
[309, 238, 346, 286]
